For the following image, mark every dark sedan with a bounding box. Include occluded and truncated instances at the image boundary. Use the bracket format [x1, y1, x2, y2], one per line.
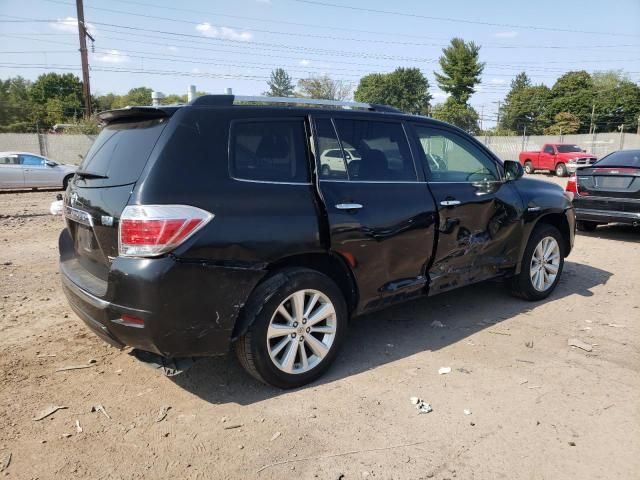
[566, 149, 640, 231]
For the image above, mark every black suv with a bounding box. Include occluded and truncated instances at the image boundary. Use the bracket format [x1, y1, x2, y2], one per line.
[59, 95, 575, 388]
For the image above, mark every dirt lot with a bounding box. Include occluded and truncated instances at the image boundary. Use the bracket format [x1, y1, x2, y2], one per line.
[1, 176, 639, 480]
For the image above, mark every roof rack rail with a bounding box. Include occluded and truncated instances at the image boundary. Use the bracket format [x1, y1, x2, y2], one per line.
[189, 94, 401, 113]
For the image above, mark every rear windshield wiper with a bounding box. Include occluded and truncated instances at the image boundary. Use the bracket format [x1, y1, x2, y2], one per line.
[75, 170, 109, 179]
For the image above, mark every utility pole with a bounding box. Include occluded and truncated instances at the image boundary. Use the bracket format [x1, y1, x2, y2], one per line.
[493, 100, 501, 126]
[76, 0, 94, 117]
[479, 104, 484, 131]
[637, 115, 640, 136]
[589, 104, 595, 135]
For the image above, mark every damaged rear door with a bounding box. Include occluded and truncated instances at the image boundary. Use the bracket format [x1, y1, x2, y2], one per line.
[410, 123, 523, 294]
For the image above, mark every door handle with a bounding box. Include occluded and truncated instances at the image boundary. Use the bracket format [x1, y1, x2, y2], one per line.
[440, 200, 461, 206]
[336, 203, 363, 210]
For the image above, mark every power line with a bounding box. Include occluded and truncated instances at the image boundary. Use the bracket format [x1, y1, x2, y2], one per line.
[288, 0, 640, 38]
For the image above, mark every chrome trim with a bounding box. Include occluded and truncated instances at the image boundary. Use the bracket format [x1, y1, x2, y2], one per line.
[575, 208, 640, 219]
[64, 205, 93, 227]
[60, 272, 109, 309]
[230, 176, 312, 186]
[234, 95, 372, 110]
[111, 318, 145, 329]
[320, 179, 425, 184]
[335, 203, 363, 210]
[440, 200, 461, 206]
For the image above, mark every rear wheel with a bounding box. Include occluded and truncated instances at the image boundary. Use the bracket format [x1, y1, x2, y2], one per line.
[234, 268, 347, 388]
[524, 161, 534, 174]
[555, 163, 568, 177]
[577, 220, 599, 232]
[507, 224, 565, 301]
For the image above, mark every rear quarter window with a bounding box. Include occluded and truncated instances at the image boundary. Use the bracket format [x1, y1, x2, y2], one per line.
[78, 118, 167, 186]
[230, 119, 310, 183]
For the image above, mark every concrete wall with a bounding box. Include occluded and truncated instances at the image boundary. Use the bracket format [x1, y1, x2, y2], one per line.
[2, 132, 640, 166]
[475, 132, 640, 160]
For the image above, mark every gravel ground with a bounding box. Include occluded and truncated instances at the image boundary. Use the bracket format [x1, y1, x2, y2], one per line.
[1, 175, 639, 480]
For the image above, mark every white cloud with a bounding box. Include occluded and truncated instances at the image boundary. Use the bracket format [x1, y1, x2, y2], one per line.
[299, 59, 311, 66]
[192, 68, 202, 74]
[50, 17, 96, 35]
[493, 31, 518, 38]
[431, 90, 449, 101]
[94, 50, 130, 64]
[195, 23, 252, 41]
[489, 78, 507, 85]
[167, 46, 179, 53]
[256, 0, 271, 3]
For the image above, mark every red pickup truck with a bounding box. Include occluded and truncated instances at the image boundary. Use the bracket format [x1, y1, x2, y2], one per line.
[519, 143, 597, 177]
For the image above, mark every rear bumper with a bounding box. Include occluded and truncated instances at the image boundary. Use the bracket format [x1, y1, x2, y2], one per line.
[575, 207, 640, 225]
[59, 229, 266, 358]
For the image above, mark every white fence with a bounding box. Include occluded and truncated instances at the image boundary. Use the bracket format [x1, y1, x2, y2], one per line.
[474, 132, 640, 160]
[1, 132, 639, 166]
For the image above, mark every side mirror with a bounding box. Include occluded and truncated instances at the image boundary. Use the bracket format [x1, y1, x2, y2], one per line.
[46, 161, 57, 167]
[504, 160, 524, 181]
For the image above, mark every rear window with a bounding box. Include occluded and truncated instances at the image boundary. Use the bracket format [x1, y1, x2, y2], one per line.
[230, 120, 309, 183]
[595, 150, 640, 168]
[78, 118, 167, 185]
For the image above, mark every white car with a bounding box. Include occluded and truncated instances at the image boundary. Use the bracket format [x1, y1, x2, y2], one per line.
[0, 152, 77, 190]
[319, 147, 361, 176]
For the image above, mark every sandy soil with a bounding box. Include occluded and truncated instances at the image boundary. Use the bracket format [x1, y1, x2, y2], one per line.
[1, 176, 639, 480]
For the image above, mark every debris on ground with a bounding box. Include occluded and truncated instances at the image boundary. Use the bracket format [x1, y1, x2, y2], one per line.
[270, 431, 282, 441]
[456, 368, 471, 374]
[33, 405, 68, 421]
[430, 320, 445, 328]
[61, 433, 72, 438]
[463, 409, 472, 415]
[410, 397, 433, 414]
[223, 424, 242, 430]
[607, 323, 625, 328]
[75, 419, 82, 433]
[55, 364, 96, 373]
[568, 338, 593, 352]
[524, 340, 534, 348]
[0, 452, 11, 472]
[36, 353, 56, 358]
[91, 404, 111, 419]
[438, 367, 451, 375]
[156, 405, 171, 423]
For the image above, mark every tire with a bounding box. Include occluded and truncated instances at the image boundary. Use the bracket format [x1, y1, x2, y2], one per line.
[524, 161, 534, 174]
[577, 220, 599, 232]
[555, 163, 568, 177]
[234, 268, 347, 389]
[62, 174, 73, 190]
[507, 224, 565, 301]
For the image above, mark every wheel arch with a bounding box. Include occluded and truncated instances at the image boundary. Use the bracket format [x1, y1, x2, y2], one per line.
[231, 252, 359, 340]
[62, 173, 74, 190]
[515, 211, 572, 274]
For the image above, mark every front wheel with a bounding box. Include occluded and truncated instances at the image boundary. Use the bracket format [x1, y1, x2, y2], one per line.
[234, 268, 347, 388]
[507, 224, 565, 301]
[555, 163, 568, 177]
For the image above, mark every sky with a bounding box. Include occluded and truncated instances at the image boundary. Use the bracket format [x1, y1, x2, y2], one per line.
[1, 0, 639, 127]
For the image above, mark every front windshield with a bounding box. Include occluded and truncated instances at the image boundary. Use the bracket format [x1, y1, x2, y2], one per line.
[556, 144, 582, 153]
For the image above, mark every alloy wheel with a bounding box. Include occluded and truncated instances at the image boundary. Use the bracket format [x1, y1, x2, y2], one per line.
[266, 289, 337, 374]
[529, 236, 561, 292]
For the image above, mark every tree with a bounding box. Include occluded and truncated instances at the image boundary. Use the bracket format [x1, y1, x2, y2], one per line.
[431, 98, 480, 133]
[545, 71, 594, 133]
[591, 71, 640, 132]
[434, 38, 484, 104]
[500, 83, 552, 134]
[297, 75, 351, 101]
[110, 87, 153, 108]
[354, 67, 431, 114]
[264, 68, 295, 97]
[544, 112, 581, 135]
[0, 76, 32, 127]
[28, 73, 84, 127]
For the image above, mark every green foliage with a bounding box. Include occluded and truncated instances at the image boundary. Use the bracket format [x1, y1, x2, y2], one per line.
[591, 71, 640, 132]
[354, 67, 431, 114]
[264, 68, 295, 97]
[160, 94, 187, 105]
[0, 76, 31, 126]
[109, 87, 153, 108]
[543, 112, 581, 135]
[431, 98, 480, 133]
[63, 116, 101, 135]
[544, 71, 594, 132]
[28, 73, 84, 128]
[499, 82, 552, 134]
[434, 38, 484, 104]
[479, 127, 518, 136]
[297, 75, 351, 101]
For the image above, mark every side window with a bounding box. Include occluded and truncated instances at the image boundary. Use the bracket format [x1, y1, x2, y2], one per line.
[315, 118, 347, 180]
[21, 155, 45, 167]
[230, 120, 309, 183]
[543, 145, 555, 154]
[413, 125, 499, 182]
[0, 155, 20, 165]
[333, 119, 416, 181]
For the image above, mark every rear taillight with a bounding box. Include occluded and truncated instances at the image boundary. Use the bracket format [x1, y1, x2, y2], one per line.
[119, 205, 213, 257]
[565, 174, 576, 202]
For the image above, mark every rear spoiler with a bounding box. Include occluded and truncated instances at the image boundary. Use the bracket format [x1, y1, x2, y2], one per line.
[97, 106, 181, 124]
